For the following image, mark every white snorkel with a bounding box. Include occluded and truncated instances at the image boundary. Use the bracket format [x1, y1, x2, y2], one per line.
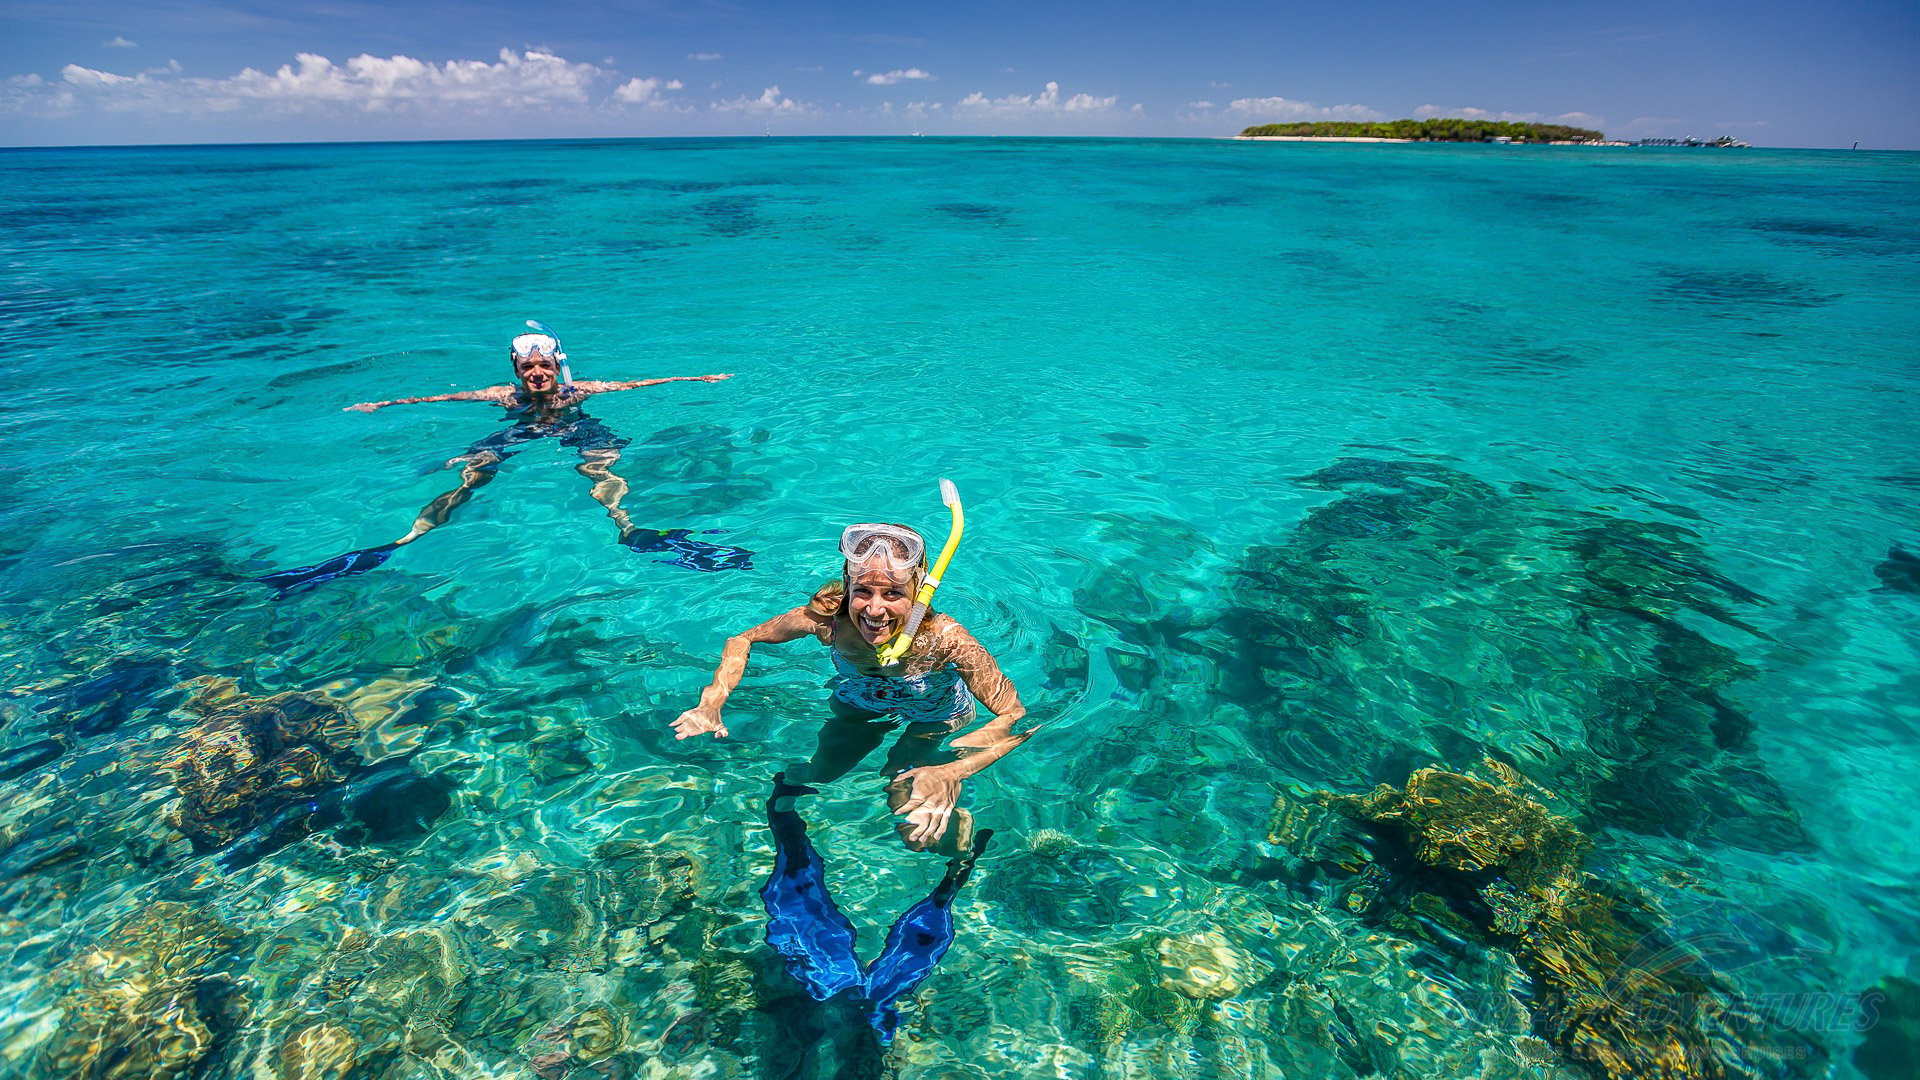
[523, 319, 573, 390]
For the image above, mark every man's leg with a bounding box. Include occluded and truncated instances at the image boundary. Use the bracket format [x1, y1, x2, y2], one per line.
[575, 446, 636, 534]
[392, 451, 504, 546]
[571, 438, 754, 571]
[257, 445, 509, 598]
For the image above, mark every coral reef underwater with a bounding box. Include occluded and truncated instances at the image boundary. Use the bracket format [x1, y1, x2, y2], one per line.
[0, 458, 1904, 1078]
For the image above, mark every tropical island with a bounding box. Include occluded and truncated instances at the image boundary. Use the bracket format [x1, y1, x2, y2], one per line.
[1239, 119, 1609, 143]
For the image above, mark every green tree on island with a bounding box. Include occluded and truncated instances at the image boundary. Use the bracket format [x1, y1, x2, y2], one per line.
[1241, 119, 1607, 142]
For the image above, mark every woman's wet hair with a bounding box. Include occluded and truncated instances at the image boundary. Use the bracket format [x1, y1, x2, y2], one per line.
[808, 580, 849, 617]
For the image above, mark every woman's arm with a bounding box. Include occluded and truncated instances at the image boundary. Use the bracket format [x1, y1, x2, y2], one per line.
[671, 606, 822, 740]
[945, 621, 1034, 770]
[345, 387, 513, 412]
[571, 374, 733, 396]
[890, 622, 1038, 843]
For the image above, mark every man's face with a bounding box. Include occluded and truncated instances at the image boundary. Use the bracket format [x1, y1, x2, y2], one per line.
[514, 352, 560, 394]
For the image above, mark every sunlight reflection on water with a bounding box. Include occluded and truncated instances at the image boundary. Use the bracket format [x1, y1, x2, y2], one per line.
[0, 139, 1916, 1078]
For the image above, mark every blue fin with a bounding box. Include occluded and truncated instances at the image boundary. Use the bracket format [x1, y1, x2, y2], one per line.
[257, 543, 399, 597]
[862, 830, 993, 1043]
[761, 774, 864, 1002]
[621, 528, 754, 572]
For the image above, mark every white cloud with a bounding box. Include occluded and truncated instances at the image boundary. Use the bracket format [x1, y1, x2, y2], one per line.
[712, 85, 810, 114]
[1412, 105, 1608, 130]
[688, 52, 723, 61]
[220, 49, 604, 110]
[1414, 104, 1538, 122]
[863, 68, 933, 85]
[11, 49, 611, 120]
[1186, 100, 1215, 110]
[4, 48, 1157, 135]
[103, 36, 137, 49]
[955, 80, 1118, 117]
[1228, 96, 1384, 121]
[612, 76, 683, 105]
[63, 64, 135, 88]
[1208, 81, 1229, 89]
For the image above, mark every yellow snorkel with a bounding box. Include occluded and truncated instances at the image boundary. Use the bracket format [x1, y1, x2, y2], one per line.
[875, 478, 964, 666]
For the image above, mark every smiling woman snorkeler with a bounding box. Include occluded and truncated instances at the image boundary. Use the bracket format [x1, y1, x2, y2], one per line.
[672, 483, 1036, 855]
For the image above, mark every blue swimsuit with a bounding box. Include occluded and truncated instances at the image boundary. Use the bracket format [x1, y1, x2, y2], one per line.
[828, 644, 976, 728]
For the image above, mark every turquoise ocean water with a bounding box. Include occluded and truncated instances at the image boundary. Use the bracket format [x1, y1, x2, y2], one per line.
[1, 138, 1917, 1078]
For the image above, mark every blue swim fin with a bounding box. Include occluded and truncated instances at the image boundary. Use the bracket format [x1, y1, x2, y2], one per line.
[862, 829, 993, 1043]
[621, 528, 754, 572]
[761, 773, 865, 1002]
[257, 542, 399, 598]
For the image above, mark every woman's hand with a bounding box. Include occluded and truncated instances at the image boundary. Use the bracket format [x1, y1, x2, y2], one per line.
[888, 766, 963, 849]
[671, 704, 729, 740]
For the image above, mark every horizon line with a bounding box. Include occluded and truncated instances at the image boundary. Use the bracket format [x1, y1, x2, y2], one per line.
[4, 133, 1912, 153]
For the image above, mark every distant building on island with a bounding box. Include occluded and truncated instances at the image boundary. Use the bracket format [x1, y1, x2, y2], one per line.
[1634, 136, 1751, 148]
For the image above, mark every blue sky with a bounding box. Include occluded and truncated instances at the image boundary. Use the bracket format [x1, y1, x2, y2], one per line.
[4, 0, 1915, 147]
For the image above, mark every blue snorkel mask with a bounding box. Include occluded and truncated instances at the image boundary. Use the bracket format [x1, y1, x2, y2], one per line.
[514, 319, 574, 390]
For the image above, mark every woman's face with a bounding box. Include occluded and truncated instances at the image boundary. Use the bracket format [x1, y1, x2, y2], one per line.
[847, 568, 916, 645]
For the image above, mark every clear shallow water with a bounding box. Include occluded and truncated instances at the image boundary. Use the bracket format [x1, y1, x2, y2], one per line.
[1, 138, 1917, 1079]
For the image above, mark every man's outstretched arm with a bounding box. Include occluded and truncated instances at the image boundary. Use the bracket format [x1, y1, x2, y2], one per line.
[569, 374, 733, 396]
[345, 386, 516, 412]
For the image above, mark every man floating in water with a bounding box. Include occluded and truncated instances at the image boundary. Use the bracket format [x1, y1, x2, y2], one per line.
[259, 323, 753, 596]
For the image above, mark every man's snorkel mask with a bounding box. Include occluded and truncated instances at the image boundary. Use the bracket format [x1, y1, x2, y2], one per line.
[846, 479, 965, 666]
[511, 319, 573, 390]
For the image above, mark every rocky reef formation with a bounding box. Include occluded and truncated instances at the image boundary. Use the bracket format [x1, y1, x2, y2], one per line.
[959, 825, 1575, 1079]
[160, 676, 363, 849]
[1034, 457, 1855, 1077]
[1223, 458, 1804, 854]
[1853, 974, 1920, 1080]
[1054, 458, 1807, 874]
[27, 902, 241, 1079]
[1299, 764, 1817, 1079]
